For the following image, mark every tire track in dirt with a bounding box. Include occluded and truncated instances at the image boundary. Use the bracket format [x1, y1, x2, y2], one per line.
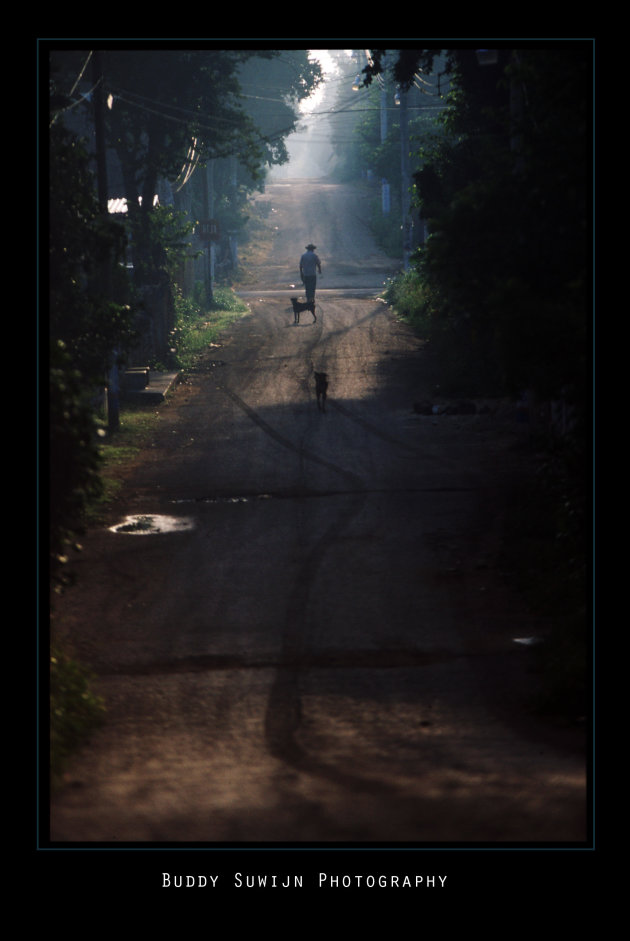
[216, 382, 370, 772]
[219, 370, 413, 790]
[215, 368, 457, 800]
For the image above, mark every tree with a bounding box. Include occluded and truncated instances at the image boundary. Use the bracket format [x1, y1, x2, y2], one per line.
[50, 48, 324, 357]
[177, 51, 324, 278]
[366, 45, 591, 405]
[96, 51, 265, 280]
[330, 51, 447, 257]
[366, 46, 591, 715]
[48, 120, 135, 573]
[49, 119, 136, 383]
[237, 51, 323, 174]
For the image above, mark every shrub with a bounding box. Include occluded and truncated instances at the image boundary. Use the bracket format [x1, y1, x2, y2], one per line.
[50, 643, 105, 786]
[168, 286, 249, 372]
[383, 270, 431, 332]
[49, 340, 106, 582]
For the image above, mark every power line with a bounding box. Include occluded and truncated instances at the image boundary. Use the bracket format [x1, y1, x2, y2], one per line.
[50, 77, 103, 127]
[68, 51, 93, 97]
[108, 89, 303, 162]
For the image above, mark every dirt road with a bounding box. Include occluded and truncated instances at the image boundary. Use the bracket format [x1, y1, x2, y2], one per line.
[48, 180, 587, 846]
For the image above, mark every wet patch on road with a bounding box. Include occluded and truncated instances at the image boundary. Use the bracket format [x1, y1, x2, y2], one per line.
[97, 646, 470, 676]
[109, 514, 196, 535]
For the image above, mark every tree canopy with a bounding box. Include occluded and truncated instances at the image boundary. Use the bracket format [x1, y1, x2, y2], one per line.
[237, 51, 323, 170]
[364, 45, 592, 405]
[49, 48, 323, 281]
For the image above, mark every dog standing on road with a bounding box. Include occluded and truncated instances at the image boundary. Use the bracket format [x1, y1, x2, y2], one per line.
[314, 372, 328, 412]
[291, 297, 317, 325]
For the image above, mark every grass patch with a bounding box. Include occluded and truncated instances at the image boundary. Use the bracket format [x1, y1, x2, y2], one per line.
[382, 270, 430, 330]
[383, 270, 505, 397]
[170, 285, 249, 373]
[88, 287, 250, 521]
[50, 642, 105, 790]
[86, 405, 159, 522]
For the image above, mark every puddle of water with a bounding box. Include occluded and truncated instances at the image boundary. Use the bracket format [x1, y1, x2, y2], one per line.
[172, 494, 273, 506]
[207, 494, 272, 504]
[109, 514, 195, 535]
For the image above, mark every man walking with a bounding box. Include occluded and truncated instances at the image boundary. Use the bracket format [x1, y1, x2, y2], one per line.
[299, 243, 322, 303]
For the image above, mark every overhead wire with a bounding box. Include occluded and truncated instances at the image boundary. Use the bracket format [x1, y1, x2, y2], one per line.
[55, 51, 451, 183]
[68, 51, 93, 97]
[109, 88, 307, 169]
[50, 82, 102, 127]
[50, 51, 101, 127]
[172, 138, 202, 192]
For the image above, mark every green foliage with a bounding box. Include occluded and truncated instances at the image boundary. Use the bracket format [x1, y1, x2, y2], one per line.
[377, 46, 590, 406]
[383, 270, 431, 330]
[377, 47, 590, 716]
[384, 267, 497, 394]
[49, 340, 106, 580]
[49, 123, 136, 385]
[100, 49, 268, 183]
[129, 203, 197, 286]
[48, 121, 136, 575]
[237, 51, 324, 170]
[209, 286, 251, 314]
[50, 643, 105, 786]
[369, 200, 403, 258]
[168, 286, 249, 372]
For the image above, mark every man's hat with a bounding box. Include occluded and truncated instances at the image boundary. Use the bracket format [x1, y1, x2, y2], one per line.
[305, 243, 317, 250]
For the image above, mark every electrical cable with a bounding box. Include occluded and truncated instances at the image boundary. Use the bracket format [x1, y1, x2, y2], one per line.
[68, 51, 93, 97]
[57, 53, 452, 185]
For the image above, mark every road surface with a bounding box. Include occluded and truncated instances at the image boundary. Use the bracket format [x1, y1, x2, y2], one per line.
[49, 180, 587, 845]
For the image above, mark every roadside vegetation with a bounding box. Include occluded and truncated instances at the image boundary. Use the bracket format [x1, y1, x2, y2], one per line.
[169, 284, 249, 374]
[48, 49, 321, 582]
[50, 285, 252, 783]
[339, 48, 591, 721]
[89, 285, 250, 516]
[50, 643, 106, 789]
[384, 272, 588, 720]
[49, 273, 254, 798]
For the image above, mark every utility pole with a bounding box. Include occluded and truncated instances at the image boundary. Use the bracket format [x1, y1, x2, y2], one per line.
[229, 155, 238, 269]
[92, 52, 108, 214]
[380, 81, 391, 215]
[353, 51, 391, 215]
[202, 160, 214, 306]
[92, 51, 119, 431]
[399, 87, 412, 270]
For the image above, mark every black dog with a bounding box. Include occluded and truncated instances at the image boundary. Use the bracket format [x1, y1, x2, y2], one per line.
[291, 296, 317, 325]
[314, 372, 328, 412]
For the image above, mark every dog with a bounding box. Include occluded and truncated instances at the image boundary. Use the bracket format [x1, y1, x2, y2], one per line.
[314, 372, 328, 412]
[290, 296, 317, 325]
